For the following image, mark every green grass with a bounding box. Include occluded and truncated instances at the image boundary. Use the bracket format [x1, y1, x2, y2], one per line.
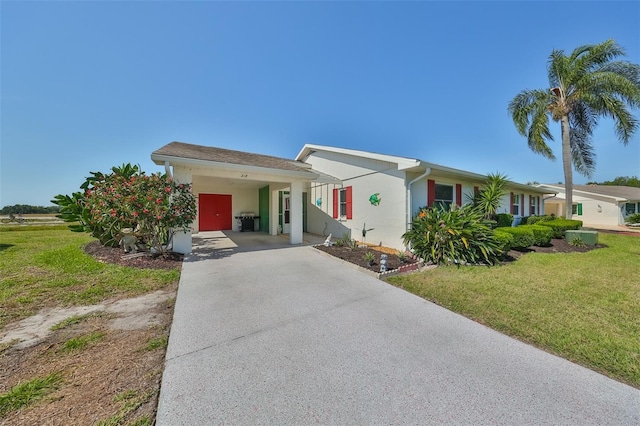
[97, 389, 154, 426]
[0, 228, 180, 329]
[143, 336, 168, 351]
[388, 233, 640, 388]
[50, 312, 102, 331]
[60, 331, 105, 352]
[0, 373, 63, 416]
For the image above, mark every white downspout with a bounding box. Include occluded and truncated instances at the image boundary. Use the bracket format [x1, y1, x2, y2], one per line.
[406, 168, 431, 230]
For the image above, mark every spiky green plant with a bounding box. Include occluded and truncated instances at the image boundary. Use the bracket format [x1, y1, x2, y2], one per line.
[403, 204, 502, 266]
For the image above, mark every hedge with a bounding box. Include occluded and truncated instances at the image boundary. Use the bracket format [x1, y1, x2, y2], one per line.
[493, 213, 514, 228]
[519, 224, 553, 246]
[493, 230, 514, 254]
[525, 215, 554, 225]
[537, 219, 583, 238]
[494, 227, 535, 250]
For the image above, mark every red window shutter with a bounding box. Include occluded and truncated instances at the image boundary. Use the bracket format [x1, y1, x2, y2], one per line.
[529, 195, 533, 215]
[537, 196, 540, 214]
[473, 186, 479, 196]
[427, 179, 436, 207]
[456, 184, 462, 207]
[346, 186, 353, 219]
[521, 194, 525, 215]
[510, 192, 514, 214]
[332, 188, 339, 218]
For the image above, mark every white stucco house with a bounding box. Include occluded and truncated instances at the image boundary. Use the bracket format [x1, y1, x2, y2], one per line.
[538, 184, 640, 227]
[151, 141, 548, 253]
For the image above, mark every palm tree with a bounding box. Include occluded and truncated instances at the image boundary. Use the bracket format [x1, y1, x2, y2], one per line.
[509, 39, 640, 219]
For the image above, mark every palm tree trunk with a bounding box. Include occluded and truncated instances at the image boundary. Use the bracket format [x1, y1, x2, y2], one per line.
[561, 115, 573, 219]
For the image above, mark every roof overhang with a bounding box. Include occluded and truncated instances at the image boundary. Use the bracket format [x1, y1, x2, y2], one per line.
[152, 153, 342, 185]
[296, 144, 421, 171]
[536, 184, 630, 202]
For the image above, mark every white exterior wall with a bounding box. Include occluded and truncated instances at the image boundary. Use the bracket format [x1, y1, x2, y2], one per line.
[544, 189, 622, 226]
[305, 151, 409, 250]
[573, 197, 621, 226]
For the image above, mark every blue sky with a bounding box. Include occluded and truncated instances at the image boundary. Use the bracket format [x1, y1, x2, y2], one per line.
[1, 1, 639, 207]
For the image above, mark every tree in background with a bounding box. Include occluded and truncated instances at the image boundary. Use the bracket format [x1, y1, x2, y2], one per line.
[586, 176, 640, 187]
[52, 164, 196, 255]
[0, 205, 60, 215]
[509, 39, 640, 219]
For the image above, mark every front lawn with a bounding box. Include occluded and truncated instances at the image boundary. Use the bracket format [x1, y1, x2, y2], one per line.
[387, 232, 640, 388]
[0, 226, 180, 424]
[0, 226, 179, 329]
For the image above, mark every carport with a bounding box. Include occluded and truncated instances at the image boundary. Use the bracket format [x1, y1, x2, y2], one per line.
[151, 141, 340, 253]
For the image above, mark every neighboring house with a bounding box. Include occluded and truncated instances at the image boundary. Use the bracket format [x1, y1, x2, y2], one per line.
[538, 184, 640, 227]
[151, 141, 548, 253]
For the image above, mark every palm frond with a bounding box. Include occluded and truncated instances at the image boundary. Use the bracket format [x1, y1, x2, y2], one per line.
[508, 89, 555, 159]
[573, 39, 625, 73]
[569, 126, 596, 177]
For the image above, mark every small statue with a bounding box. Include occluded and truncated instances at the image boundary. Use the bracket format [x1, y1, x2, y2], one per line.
[324, 233, 333, 246]
[119, 228, 138, 253]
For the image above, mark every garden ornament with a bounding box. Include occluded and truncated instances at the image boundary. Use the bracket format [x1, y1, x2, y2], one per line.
[369, 193, 381, 206]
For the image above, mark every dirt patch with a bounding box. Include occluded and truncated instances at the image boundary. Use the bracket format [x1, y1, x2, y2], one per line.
[0, 243, 181, 425]
[1, 291, 173, 350]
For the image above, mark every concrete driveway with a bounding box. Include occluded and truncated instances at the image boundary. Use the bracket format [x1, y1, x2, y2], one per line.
[157, 232, 639, 425]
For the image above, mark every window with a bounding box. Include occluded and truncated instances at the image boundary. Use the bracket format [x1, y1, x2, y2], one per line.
[333, 186, 352, 219]
[572, 203, 583, 216]
[434, 184, 453, 209]
[530, 196, 537, 215]
[625, 203, 637, 215]
[512, 194, 520, 216]
[339, 189, 347, 216]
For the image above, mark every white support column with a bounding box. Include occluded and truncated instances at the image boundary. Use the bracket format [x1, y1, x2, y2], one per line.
[270, 187, 279, 236]
[172, 169, 193, 254]
[290, 181, 303, 244]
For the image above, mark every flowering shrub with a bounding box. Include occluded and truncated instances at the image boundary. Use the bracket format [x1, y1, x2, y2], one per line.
[52, 164, 196, 254]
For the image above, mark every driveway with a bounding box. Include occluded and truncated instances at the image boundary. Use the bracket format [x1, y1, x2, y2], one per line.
[157, 233, 639, 425]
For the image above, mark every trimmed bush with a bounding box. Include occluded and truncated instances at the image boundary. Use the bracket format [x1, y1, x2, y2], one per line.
[403, 204, 502, 266]
[494, 226, 535, 249]
[526, 215, 554, 225]
[537, 219, 583, 238]
[493, 213, 514, 228]
[493, 229, 514, 254]
[519, 224, 553, 246]
[625, 213, 640, 224]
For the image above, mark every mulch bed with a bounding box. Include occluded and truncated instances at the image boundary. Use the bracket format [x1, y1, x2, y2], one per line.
[503, 238, 605, 262]
[315, 238, 606, 272]
[314, 244, 418, 273]
[84, 240, 183, 270]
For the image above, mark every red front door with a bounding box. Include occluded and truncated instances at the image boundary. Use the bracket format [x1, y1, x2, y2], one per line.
[199, 194, 232, 231]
